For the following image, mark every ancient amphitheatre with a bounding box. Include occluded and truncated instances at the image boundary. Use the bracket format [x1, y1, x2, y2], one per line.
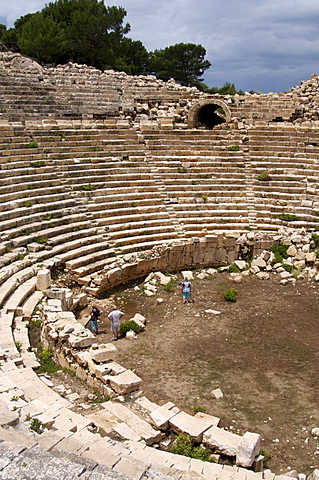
[0, 50, 319, 479]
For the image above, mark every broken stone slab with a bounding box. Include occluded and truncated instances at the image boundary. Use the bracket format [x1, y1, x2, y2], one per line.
[280, 271, 292, 279]
[236, 431, 261, 467]
[287, 245, 297, 257]
[67, 329, 95, 348]
[203, 426, 241, 456]
[169, 411, 211, 442]
[134, 396, 159, 413]
[211, 388, 223, 399]
[194, 411, 220, 428]
[154, 272, 171, 285]
[108, 370, 142, 394]
[0, 406, 19, 426]
[114, 422, 142, 441]
[205, 309, 221, 315]
[181, 270, 194, 280]
[234, 260, 247, 270]
[150, 402, 180, 430]
[255, 271, 270, 280]
[130, 313, 146, 330]
[251, 257, 266, 269]
[308, 469, 319, 480]
[101, 401, 163, 445]
[89, 343, 117, 363]
[306, 252, 316, 263]
[102, 362, 127, 376]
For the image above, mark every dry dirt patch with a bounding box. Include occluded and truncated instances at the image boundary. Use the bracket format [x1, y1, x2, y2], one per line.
[82, 272, 319, 475]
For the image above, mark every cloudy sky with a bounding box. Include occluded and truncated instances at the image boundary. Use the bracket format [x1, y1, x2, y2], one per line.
[1, 0, 319, 93]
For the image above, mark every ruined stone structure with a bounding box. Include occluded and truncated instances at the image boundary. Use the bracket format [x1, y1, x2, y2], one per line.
[1, 52, 319, 479]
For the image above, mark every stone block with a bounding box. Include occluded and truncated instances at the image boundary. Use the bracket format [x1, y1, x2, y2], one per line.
[194, 411, 220, 428]
[36, 269, 51, 291]
[0, 406, 19, 426]
[109, 370, 142, 394]
[101, 401, 163, 445]
[150, 402, 180, 430]
[306, 252, 316, 263]
[68, 329, 95, 348]
[203, 426, 241, 456]
[113, 422, 142, 441]
[169, 411, 210, 442]
[236, 431, 261, 467]
[308, 470, 319, 480]
[89, 343, 117, 363]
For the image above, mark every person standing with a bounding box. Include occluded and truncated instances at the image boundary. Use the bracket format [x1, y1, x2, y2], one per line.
[182, 280, 192, 303]
[90, 306, 100, 335]
[108, 306, 124, 341]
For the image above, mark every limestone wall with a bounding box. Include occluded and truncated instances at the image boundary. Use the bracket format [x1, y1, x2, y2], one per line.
[1, 52, 317, 126]
[85, 233, 273, 296]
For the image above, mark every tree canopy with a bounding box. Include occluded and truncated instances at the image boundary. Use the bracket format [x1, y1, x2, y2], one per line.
[150, 43, 211, 86]
[0, 1, 214, 88]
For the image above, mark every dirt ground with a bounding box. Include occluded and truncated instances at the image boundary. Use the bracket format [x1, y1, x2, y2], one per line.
[76, 270, 319, 475]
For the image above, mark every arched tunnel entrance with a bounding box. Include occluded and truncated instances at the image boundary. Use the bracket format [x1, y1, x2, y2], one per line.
[197, 103, 226, 129]
[188, 99, 231, 129]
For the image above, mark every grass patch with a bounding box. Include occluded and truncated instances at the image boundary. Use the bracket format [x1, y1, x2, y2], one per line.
[163, 279, 177, 291]
[27, 141, 38, 148]
[228, 145, 240, 151]
[257, 172, 271, 181]
[30, 160, 46, 167]
[278, 213, 300, 222]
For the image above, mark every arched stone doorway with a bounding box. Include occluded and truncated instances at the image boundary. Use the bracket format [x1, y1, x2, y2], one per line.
[188, 99, 231, 129]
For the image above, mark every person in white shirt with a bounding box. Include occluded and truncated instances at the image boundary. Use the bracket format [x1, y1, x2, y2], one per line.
[108, 306, 124, 341]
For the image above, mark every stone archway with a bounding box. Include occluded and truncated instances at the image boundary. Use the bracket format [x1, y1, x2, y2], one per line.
[188, 98, 231, 129]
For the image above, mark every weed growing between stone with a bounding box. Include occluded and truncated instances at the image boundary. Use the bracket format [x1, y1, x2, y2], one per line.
[170, 434, 214, 462]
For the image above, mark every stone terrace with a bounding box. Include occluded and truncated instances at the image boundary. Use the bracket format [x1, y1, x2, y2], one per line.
[1, 53, 319, 479]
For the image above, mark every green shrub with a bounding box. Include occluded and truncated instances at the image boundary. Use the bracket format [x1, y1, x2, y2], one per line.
[258, 172, 271, 181]
[228, 145, 240, 151]
[278, 213, 299, 222]
[90, 146, 100, 151]
[119, 320, 140, 337]
[312, 233, 319, 247]
[178, 166, 187, 173]
[228, 264, 240, 273]
[270, 242, 289, 264]
[24, 200, 33, 208]
[37, 347, 59, 375]
[14, 341, 22, 353]
[23, 228, 31, 236]
[27, 141, 38, 148]
[260, 449, 271, 468]
[282, 263, 293, 273]
[224, 288, 237, 302]
[30, 418, 47, 434]
[170, 434, 213, 462]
